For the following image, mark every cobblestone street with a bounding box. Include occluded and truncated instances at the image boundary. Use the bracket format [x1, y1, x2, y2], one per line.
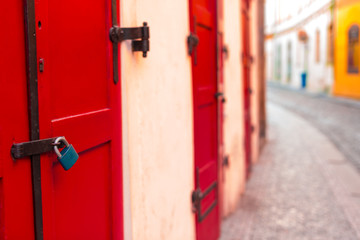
[268, 85, 360, 172]
[220, 97, 360, 239]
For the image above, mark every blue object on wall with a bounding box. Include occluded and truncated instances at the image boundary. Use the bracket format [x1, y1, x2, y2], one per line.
[301, 72, 307, 88]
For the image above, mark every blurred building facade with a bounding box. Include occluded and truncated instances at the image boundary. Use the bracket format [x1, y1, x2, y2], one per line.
[266, 0, 360, 100]
[265, 0, 335, 93]
[0, 0, 265, 240]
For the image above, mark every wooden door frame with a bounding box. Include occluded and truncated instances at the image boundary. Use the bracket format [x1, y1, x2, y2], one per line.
[216, 0, 225, 224]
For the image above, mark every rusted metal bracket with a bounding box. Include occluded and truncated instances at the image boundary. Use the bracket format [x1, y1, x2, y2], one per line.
[109, 22, 150, 58]
[191, 167, 218, 222]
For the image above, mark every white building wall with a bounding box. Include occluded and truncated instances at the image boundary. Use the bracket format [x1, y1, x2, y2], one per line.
[120, 1, 195, 239]
[265, 0, 334, 92]
[121, 0, 262, 238]
[265, 39, 274, 81]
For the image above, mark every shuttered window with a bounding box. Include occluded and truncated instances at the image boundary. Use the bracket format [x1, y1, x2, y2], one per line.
[315, 30, 320, 63]
[348, 24, 360, 74]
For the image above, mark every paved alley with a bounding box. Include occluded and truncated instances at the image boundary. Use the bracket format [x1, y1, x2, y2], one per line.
[268, 85, 360, 172]
[220, 102, 360, 240]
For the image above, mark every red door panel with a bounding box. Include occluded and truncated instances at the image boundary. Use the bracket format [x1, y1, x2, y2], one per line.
[0, 1, 35, 239]
[190, 0, 220, 239]
[35, 0, 122, 239]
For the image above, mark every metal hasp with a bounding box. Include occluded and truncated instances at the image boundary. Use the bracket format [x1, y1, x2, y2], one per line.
[191, 167, 218, 222]
[11, 137, 64, 159]
[109, 22, 150, 58]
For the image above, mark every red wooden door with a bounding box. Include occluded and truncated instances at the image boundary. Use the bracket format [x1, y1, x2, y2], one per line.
[242, 0, 252, 177]
[0, 0, 123, 239]
[36, 0, 123, 239]
[189, 0, 220, 239]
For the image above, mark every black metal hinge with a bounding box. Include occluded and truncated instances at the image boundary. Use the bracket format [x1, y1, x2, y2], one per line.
[109, 22, 150, 58]
[222, 45, 229, 59]
[187, 33, 199, 56]
[215, 92, 226, 103]
[222, 155, 229, 167]
[188, 16, 199, 65]
[192, 182, 218, 222]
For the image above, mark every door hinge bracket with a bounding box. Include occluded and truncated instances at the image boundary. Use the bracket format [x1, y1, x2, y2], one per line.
[215, 92, 226, 103]
[223, 155, 229, 167]
[191, 182, 218, 222]
[109, 22, 150, 57]
[187, 33, 199, 55]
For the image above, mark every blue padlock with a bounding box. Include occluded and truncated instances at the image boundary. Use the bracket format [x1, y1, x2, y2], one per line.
[54, 137, 79, 171]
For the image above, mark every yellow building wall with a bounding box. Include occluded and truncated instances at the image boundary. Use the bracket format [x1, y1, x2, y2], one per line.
[334, 0, 360, 99]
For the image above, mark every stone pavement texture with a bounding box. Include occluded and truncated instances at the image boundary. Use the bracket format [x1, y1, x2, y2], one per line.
[220, 103, 360, 240]
[268, 85, 360, 173]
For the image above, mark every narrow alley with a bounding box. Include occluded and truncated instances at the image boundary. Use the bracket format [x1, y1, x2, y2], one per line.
[268, 85, 360, 172]
[220, 86, 360, 240]
[4, 0, 360, 239]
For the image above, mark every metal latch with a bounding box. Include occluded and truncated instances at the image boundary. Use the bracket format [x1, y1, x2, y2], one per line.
[109, 22, 150, 57]
[191, 167, 218, 222]
[11, 137, 65, 159]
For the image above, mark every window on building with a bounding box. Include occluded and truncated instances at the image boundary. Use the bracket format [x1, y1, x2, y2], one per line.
[315, 30, 320, 63]
[296, 40, 300, 66]
[287, 41, 292, 82]
[327, 23, 334, 64]
[348, 24, 360, 74]
[275, 44, 282, 81]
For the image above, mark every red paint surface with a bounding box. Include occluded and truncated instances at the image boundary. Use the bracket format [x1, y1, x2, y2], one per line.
[0, 0, 123, 239]
[189, 0, 220, 239]
[242, 0, 252, 177]
[0, 2, 35, 238]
